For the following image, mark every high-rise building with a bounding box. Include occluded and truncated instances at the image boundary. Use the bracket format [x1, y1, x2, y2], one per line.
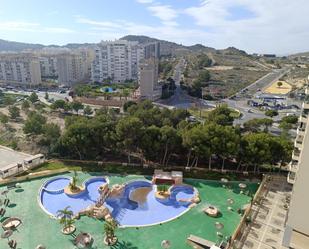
[144, 42, 160, 59]
[56, 52, 89, 86]
[139, 58, 161, 100]
[91, 40, 144, 83]
[282, 75, 309, 248]
[0, 54, 41, 85]
[39, 56, 58, 79]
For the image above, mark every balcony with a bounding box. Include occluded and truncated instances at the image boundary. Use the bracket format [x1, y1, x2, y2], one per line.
[297, 127, 306, 136]
[299, 116, 307, 124]
[295, 134, 304, 144]
[302, 102, 309, 110]
[289, 160, 299, 172]
[294, 139, 303, 149]
[287, 171, 296, 184]
[292, 152, 300, 162]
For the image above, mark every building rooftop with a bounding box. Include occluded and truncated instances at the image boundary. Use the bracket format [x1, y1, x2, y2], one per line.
[0, 146, 30, 169]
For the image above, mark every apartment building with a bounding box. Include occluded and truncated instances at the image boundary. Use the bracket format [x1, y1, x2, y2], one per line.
[39, 56, 58, 79]
[38, 48, 93, 85]
[0, 54, 41, 85]
[56, 52, 89, 86]
[144, 42, 160, 59]
[91, 40, 144, 83]
[282, 76, 309, 248]
[139, 58, 161, 101]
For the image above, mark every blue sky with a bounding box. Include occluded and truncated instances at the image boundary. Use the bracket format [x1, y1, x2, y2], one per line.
[0, 0, 308, 54]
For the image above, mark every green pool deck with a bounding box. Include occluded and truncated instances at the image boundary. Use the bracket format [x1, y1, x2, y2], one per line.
[0, 172, 259, 249]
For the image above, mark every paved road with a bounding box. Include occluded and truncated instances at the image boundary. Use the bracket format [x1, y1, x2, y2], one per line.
[3, 90, 71, 106]
[223, 67, 294, 125]
[232, 67, 290, 97]
[157, 59, 212, 110]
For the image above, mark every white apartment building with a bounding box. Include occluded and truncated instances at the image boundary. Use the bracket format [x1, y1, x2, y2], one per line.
[282, 75, 309, 248]
[91, 40, 144, 83]
[38, 48, 93, 85]
[0, 54, 41, 85]
[139, 58, 161, 101]
[56, 52, 89, 86]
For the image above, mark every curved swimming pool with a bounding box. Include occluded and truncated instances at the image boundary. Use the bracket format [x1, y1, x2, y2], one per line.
[40, 176, 107, 216]
[39, 177, 197, 227]
[105, 180, 196, 227]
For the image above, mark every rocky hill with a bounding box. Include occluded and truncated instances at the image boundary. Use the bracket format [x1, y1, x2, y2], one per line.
[120, 35, 216, 55]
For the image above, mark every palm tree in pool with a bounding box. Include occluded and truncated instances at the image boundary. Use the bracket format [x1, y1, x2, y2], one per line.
[57, 206, 75, 234]
[69, 171, 79, 192]
[104, 219, 118, 246]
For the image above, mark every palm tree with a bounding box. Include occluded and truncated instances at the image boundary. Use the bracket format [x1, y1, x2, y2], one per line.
[123, 89, 130, 100]
[104, 219, 118, 246]
[69, 171, 79, 191]
[57, 206, 74, 232]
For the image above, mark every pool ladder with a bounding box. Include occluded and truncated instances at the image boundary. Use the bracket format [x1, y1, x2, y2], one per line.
[115, 208, 127, 223]
[96, 191, 110, 206]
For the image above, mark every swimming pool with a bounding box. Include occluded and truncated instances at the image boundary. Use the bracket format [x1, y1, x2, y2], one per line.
[39, 177, 197, 227]
[40, 176, 107, 216]
[100, 87, 115, 93]
[105, 181, 196, 227]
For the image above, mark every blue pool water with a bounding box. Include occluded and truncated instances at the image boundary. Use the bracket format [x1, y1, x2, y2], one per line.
[100, 87, 115, 93]
[105, 181, 195, 226]
[39, 177, 196, 227]
[40, 177, 107, 215]
[44, 177, 70, 191]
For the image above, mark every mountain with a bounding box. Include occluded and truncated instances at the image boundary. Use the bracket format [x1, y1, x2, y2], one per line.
[0, 39, 96, 53]
[0, 39, 45, 52]
[289, 51, 309, 57]
[120, 35, 187, 55]
[121, 35, 219, 55]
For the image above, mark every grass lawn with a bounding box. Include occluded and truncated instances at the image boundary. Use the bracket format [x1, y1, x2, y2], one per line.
[0, 171, 258, 249]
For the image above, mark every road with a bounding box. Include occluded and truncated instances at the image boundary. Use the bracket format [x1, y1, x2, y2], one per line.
[231, 67, 289, 97]
[2, 89, 71, 106]
[157, 58, 210, 109]
[224, 67, 293, 124]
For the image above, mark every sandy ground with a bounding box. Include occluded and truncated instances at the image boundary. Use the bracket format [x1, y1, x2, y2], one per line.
[130, 187, 152, 204]
[264, 81, 292, 95]
[207, 66, 234, 71]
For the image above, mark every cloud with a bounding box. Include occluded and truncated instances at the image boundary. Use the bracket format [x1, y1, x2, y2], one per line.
[147, 3, 179, 27]
[43, 27, 75, 34]
[0, 21, 40, 32]
[184, 0, 309, 54]
[0, 21, 75, 34]
[74, 17, 211, 47]
[147, 4, 178, 23]
[136, 0, 153, 3]
[76, 16, 122, 29]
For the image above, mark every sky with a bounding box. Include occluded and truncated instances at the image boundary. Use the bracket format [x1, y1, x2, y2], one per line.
[0, 0, 308, 54]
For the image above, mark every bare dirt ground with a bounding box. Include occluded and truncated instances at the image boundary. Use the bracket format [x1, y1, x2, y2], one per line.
[264, 81, 292, 95]
[0, 104, 66, 155]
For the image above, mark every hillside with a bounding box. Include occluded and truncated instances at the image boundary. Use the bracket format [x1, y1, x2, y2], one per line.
[183, 47, 272, 98]
[120, 35, 188, 56]
[120, 35, 217, 55]
[0, 39, 95, 52]
[0, 39, 44, 52]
